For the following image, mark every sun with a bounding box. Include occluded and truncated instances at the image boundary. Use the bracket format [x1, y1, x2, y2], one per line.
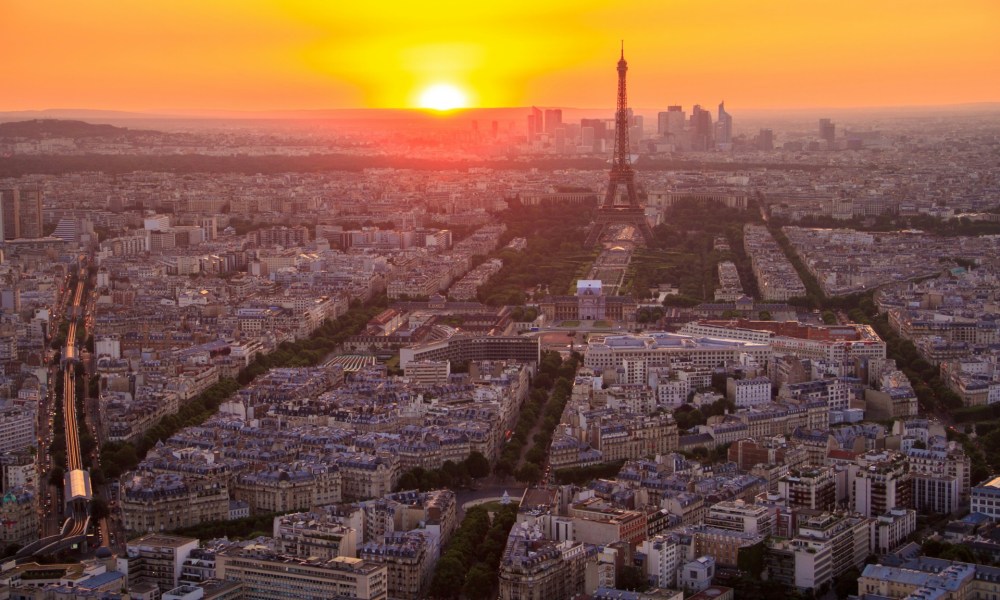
[417, 83, 468, 111]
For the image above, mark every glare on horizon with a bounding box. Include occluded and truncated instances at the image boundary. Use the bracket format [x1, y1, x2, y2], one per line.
[0, 0, 998, 113]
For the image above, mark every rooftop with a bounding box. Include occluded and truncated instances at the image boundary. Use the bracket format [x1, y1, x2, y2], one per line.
[978, 476, 1000, 490]
[128, 533, 200, 548]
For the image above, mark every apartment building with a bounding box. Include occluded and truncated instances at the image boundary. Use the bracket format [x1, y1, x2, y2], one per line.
[704, 500, 774, 536]
[216, 547, 388, 600]
[124, 534, 200, 594]
[359, 530, 436, 600]
[233, 467, 341, 514]
[777, 467, 837, 511]
[273, 513, 359, 559]
[120, 472, 230, 534]
[848, 450, 912, 518]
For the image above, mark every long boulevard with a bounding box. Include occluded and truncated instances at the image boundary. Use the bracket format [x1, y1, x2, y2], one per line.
[61, 272, 87, 538]
[31, 265, 91, 553]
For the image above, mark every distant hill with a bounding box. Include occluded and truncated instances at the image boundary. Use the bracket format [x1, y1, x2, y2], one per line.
[0, 119, 155, 139]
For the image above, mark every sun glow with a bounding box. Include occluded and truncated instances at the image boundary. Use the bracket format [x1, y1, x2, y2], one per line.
[1, 2, 998, 111]
[417, 83, 469, 111]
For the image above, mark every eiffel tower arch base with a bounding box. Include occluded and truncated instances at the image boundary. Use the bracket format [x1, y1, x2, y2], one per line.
[585, 207, 655, 247]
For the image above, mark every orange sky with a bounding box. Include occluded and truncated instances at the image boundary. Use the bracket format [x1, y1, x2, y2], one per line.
[1, 0, 998, 112]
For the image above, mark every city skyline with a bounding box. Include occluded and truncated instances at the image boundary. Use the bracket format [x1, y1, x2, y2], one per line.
[1, 0, 999, 113]
[1, 47, 1000, 596]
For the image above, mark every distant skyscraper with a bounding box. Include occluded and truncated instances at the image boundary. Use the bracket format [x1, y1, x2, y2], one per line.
[630, 114, 643, 151]
[819, 118, 836, 147]
[715, 101, 733, 147]
[0, 188, 43, 241]
[19, 189, 42, 238]
[554, 127, 567, 153]
[657, 112, 669, 136]
[527, 106, 543, 140]
[581, 118, 607, 151]
[0, 189, 18, 242]
[658, 105, 686, 139]
[544, 109, 563, 134]
[580, 118, 607, 139]
[690, 105, 713, 151]
[757, 128, 774, 151]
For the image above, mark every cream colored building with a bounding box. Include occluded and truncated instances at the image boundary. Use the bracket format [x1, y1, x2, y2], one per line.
[584, 332, 772, 374]
[233, 467, 341, 514]
[0, 489, 38, 546]
[360, 530, 436, 600]
[273, 513, 359, 559]
[216, 547, 388, 600]
[338, 456, 398, 501]
[124, 533, 200, 594]
[120, 472, 229, 534]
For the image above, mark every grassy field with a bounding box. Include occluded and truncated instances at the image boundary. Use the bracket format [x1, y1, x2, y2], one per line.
[621, 248, 720, 301]
[476, 500, 517, 513]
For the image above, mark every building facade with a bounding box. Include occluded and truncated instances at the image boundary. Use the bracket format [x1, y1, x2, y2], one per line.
[216, 548, 387, 600]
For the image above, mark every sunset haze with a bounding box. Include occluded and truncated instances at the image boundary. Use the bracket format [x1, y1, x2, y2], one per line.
[1, 0, 998, 112]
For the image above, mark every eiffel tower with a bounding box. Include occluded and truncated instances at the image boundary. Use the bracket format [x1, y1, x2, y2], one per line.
[585, 45, 655, 247]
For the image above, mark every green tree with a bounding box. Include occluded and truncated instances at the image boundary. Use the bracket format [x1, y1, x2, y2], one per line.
[737, 541, 766, 578]
[834, 568, 860, 599]
[617, 565, 648, 592]
[921, 538, 946, 557]
[465, 451, 490, 479]
[515, 463, 542, 484]
[532, 373, 553, 390]
[554, 461, 626, 485]
[940, 544, 975, 563]
[462, 564, 495, 600]
[493, 458, 514, 479]
[397, 471, 419, 491]
[49, 466, 65, 487]
[90, 497, 110, 521]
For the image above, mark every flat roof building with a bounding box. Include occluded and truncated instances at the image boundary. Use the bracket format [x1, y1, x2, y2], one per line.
[971, 476, 1000, 519]
[216, 546, 388, 600]
[124, 533, 200, 594]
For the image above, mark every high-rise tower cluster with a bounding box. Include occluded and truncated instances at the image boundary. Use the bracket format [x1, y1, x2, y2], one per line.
[655, 101, 734, 151]
[0, 188, 43, 241]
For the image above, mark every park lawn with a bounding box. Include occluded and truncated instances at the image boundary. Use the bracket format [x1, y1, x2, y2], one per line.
[477, 500, 518, 513]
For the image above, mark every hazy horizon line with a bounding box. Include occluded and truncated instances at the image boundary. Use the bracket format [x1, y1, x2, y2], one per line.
[2, 100, 1000, 120]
